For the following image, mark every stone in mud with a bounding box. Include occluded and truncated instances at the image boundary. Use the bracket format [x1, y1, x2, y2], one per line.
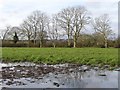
[81, 65, 91, 72]
[53, 82, 60, 87]
[55, 73, 58, 75]
[49, 79, 52, 82]
[68, 64, 79, 68]
[9, 67, 15, 70]
[115, 68, 120, 71]
[69, 68, 74, 72]
[2, 87, 8, 90]
[94, 67, 99, 71]
[54, 76, 58, 78]
[6, 81, 13, 85]
[38, 77, 43, 79]
[103, 65, 110, 68]
[15, 81, 26, 86]
[98, 73, 106, 76]
[58, 63, 69, 67]
[2, 67, 7, 69]
[16, 70, 21, 72]
[78, 68, 83, 72]
[30, 80, 35, 83]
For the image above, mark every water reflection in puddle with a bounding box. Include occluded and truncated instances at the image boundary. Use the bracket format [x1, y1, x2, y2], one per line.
[0, 62, 119, 88]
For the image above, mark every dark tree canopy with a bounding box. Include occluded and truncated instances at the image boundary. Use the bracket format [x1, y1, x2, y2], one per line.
[13, 32, 19, 44]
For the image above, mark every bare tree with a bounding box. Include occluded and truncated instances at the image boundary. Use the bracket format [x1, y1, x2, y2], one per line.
[36, 11, 49, 47]
[57, 6, 90, 47]
[21, 10, 49, 47]
[10, 27, 22, 39]
[1, 26, 21, 41]
[36, 31, 48, 47]
[92, 14, 112, 48]
[57, 7, 73, 47]
[13, 32, 19, 44]
[1, 26, 11, 41]
[48, 15, 61, 48]
[27, 11, 40, 46]
[71, 6, 90, 47]
[20, 20, 33, 47]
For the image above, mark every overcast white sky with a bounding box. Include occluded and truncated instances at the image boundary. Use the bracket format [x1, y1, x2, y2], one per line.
[0, 0, 119, 34]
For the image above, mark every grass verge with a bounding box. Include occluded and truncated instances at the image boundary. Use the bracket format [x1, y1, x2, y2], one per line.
[2, 48, 118, 67]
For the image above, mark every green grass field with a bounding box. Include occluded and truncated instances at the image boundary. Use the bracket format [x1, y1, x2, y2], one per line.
[2, 48, 118, 67]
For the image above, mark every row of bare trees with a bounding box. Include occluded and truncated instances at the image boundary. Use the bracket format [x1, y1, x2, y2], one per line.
[1, 6, 114, 48]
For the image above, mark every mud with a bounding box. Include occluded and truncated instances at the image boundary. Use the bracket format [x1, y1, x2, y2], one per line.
[0, 62, 119, 88]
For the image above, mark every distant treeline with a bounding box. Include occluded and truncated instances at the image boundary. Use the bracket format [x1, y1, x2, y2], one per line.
[1, 6, 119, 48]
[2, 34, 120, 48]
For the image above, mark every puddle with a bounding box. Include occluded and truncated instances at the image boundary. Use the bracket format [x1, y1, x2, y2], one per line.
[0, 62, 119, 88]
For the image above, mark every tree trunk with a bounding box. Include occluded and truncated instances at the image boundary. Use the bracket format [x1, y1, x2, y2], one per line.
[67, 38, 70, 47]
[105, 38, 107, 48]
[40, 40, 42, 48]
[28, 37, 30, 47]
[53, 42, 56, 48]
[104, 36, 107, 48]
[67, 22, 71, 47]
[33, 39, 36, 46]
[73, 36, 77, 48]
[34, 27, 37, 46]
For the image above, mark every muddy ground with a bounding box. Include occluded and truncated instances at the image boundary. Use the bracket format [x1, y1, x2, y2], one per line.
[0, 63, 119, 88]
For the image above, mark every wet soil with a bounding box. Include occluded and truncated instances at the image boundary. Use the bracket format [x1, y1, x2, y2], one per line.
[0, 62, 119, 88]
